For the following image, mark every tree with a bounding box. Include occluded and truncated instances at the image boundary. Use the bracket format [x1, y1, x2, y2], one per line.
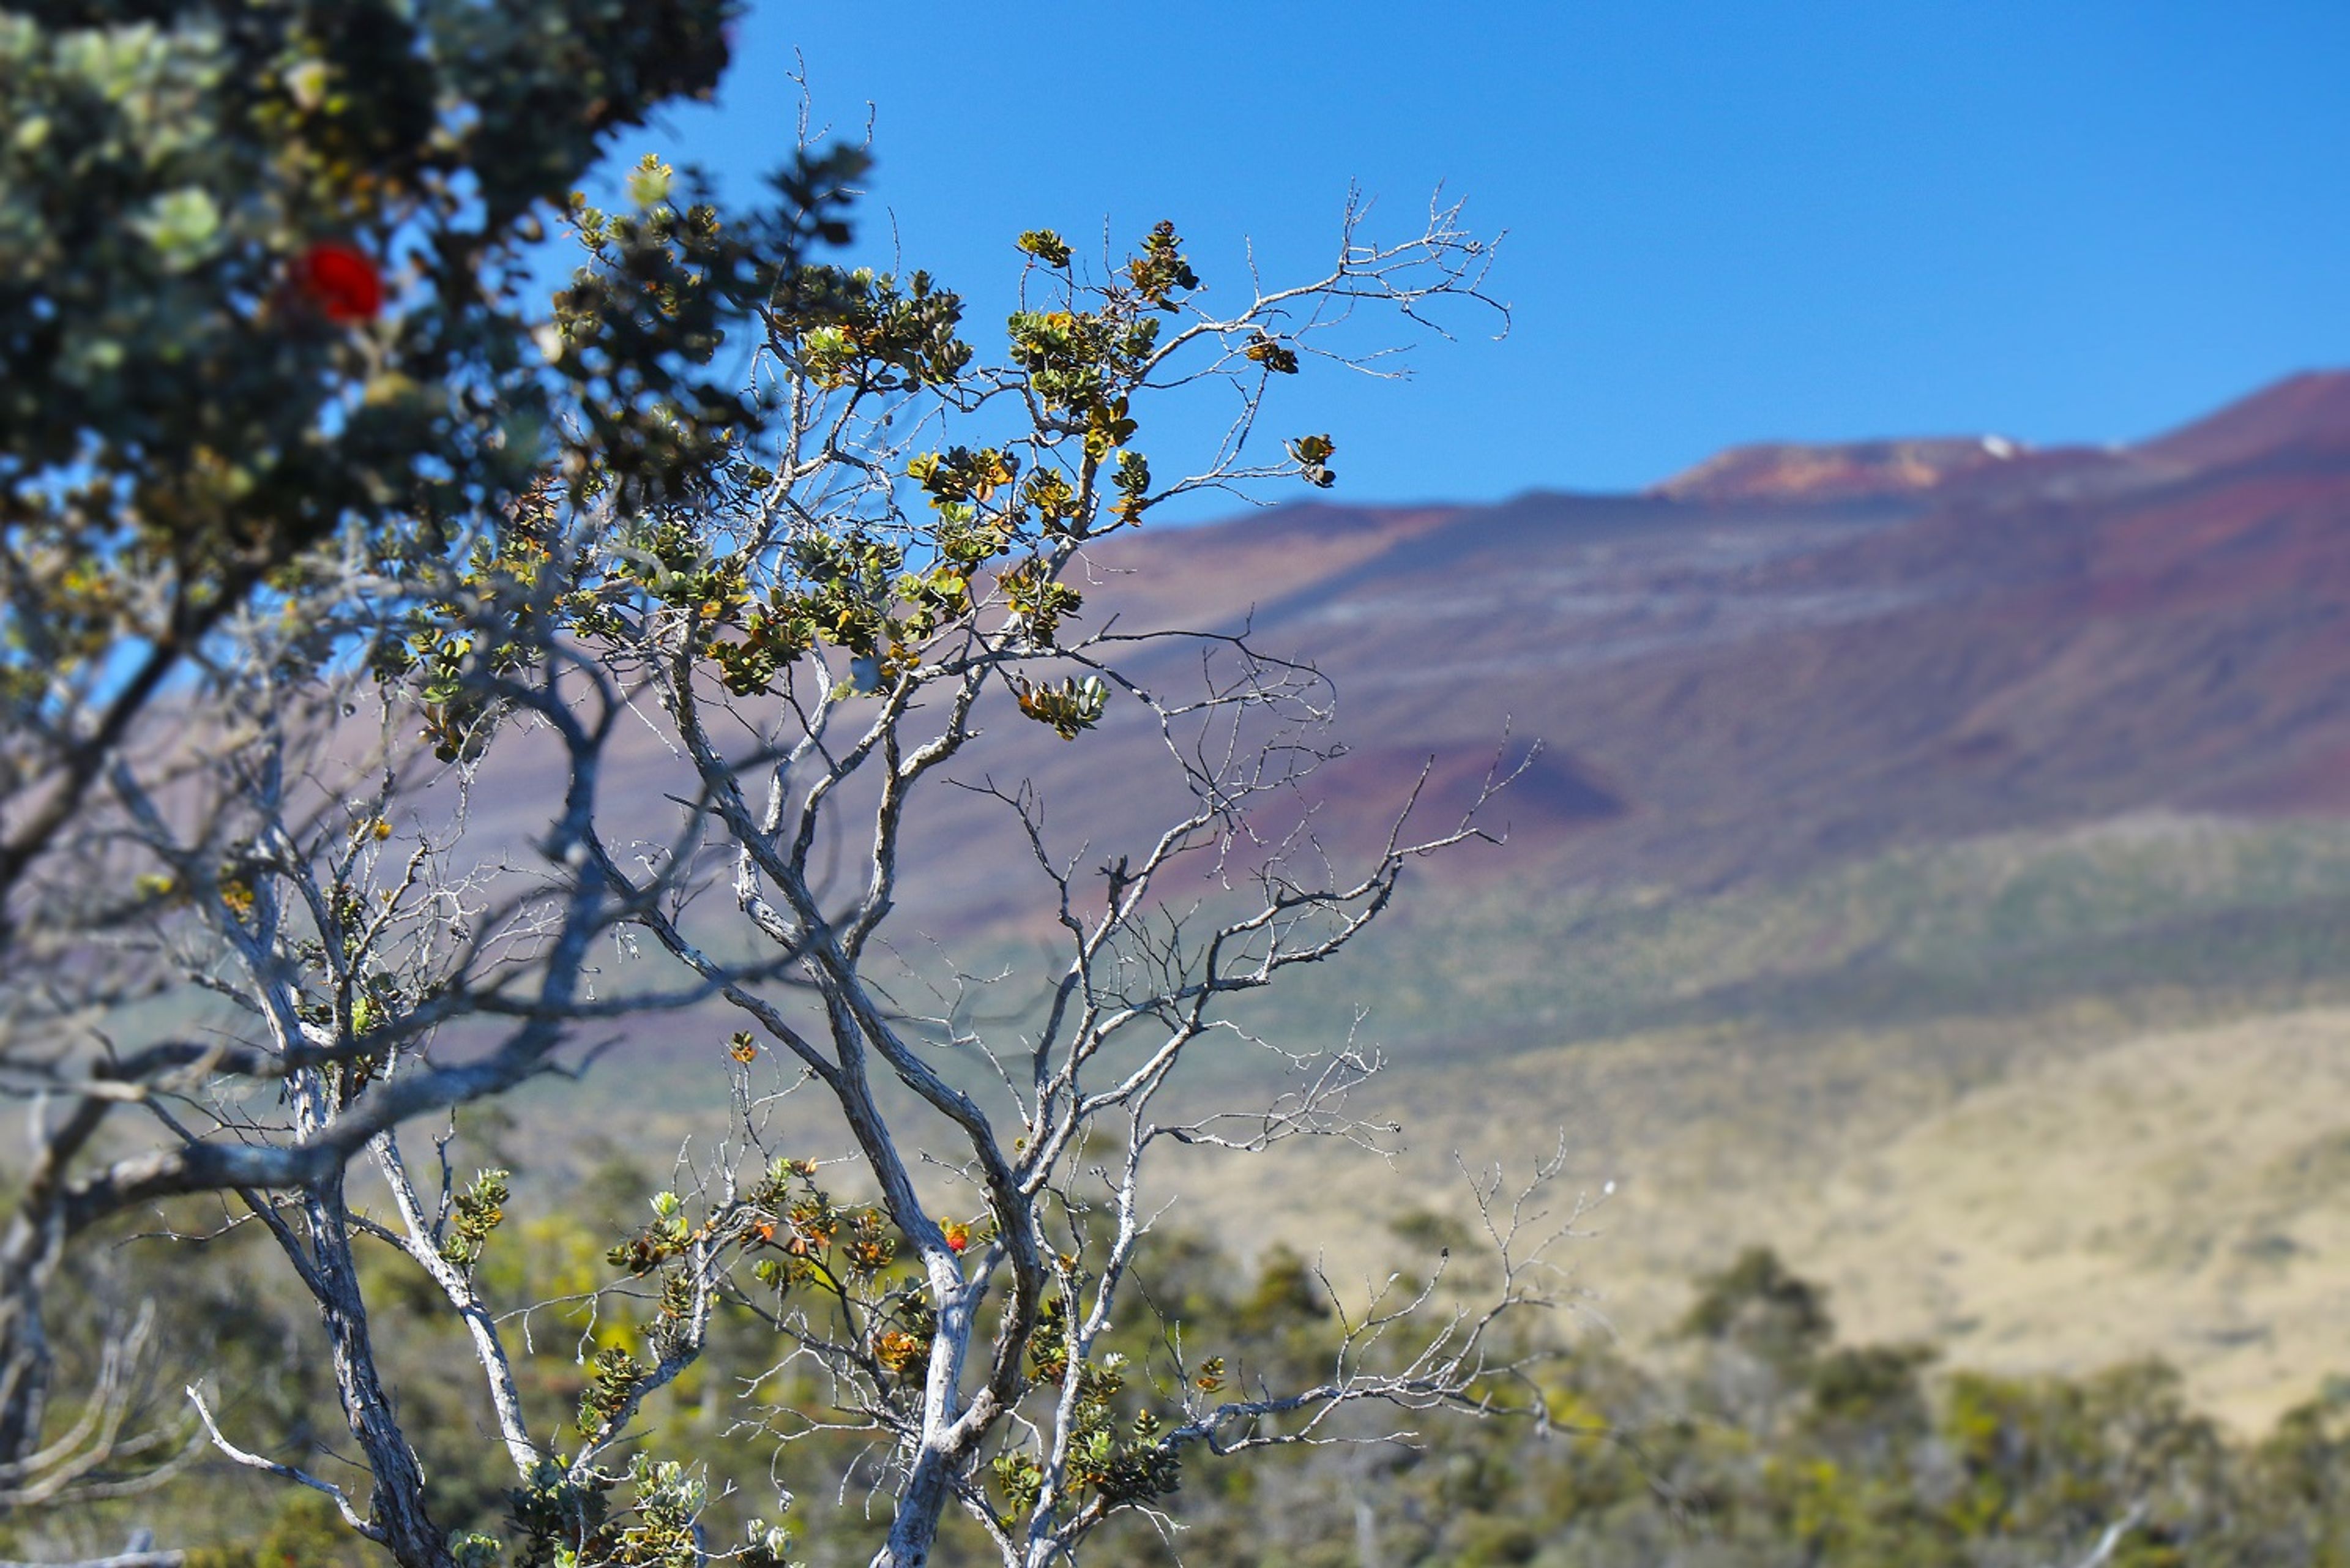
[187, 188, 1559, 1567]
[6, 12, 1573, 1567]
[0, 0, 860, 1526]
[422, 189, 1562, 1568]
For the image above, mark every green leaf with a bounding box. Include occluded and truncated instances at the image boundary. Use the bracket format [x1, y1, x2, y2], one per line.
[130, 187, 222, 269]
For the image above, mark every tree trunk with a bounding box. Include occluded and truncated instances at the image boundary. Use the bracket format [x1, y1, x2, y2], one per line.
[0, 1089, 116, 1480]
[305, 1178, 455, 1568]
[0, 1219, 58, 1479]
[869, 1447, 957, 1568]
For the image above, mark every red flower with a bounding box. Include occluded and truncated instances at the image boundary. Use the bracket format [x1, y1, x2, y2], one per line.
[294, 241, 382, 323]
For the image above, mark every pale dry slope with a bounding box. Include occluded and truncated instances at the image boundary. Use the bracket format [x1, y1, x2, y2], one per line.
[1807, 1005, 2350, 1430]
[1165, 1002, 2350, 1431]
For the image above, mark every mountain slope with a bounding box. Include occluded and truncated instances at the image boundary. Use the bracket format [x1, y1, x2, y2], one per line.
[471, 370, 2350, 947]
[988, 370, 2350, 908]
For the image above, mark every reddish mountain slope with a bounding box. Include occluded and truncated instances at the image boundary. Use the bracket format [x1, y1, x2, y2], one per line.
[491, 372, 2350, 947]
[888, 371, 2350, 927]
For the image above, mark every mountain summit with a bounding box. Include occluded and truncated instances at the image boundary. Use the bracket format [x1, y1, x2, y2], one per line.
[1649, 433, 2026, 502]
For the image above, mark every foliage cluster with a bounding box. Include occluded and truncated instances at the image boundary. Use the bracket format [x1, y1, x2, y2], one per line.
[1106, 1242, 2350, 1568]
[29, 1192, 2350, 1568]
[0, 0, 869, 924]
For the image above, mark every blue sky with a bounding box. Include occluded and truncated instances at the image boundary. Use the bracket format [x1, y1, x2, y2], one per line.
[607, 0, 2350, 510]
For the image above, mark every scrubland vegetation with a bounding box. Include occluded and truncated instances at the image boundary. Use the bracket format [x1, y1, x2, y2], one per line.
[26, 1175, 2350, 1568]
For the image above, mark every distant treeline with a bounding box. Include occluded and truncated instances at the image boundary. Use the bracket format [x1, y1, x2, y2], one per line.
[21, 1164, 2350, 1568]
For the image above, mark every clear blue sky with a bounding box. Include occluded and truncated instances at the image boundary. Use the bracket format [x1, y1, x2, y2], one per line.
[606, 0, 2350, 510]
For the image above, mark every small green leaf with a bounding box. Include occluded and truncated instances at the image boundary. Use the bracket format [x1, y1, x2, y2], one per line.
[132, 187, 222, 269]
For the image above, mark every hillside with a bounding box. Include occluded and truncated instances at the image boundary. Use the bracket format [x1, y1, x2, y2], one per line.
[471, 369, 2350, 934]
[500, 370, 2350, 1425]
[965, 368, 2350, 905]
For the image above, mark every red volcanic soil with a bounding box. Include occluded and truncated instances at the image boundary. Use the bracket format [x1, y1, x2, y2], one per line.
[2137, 370, 2350, 471]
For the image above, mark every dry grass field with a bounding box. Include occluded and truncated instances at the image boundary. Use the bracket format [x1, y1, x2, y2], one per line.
[1163, 997, 2350, 1432]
